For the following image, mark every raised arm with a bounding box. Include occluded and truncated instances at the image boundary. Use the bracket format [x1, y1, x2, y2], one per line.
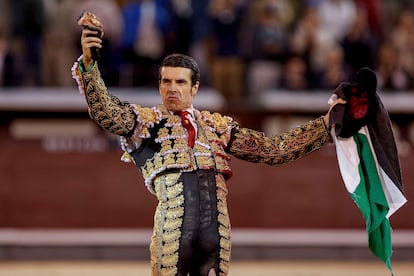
[72, 12, 137, 137]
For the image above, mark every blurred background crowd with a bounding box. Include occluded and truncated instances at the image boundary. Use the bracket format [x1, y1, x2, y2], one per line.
[0, 0, 414, 102]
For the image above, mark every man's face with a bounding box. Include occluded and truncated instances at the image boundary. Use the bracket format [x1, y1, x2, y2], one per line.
[159, 66, 199, 112]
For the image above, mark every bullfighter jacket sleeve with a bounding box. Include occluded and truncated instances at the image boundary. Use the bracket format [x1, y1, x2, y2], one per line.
[72, 58, 137, 137]
[227, 117, 332, 165]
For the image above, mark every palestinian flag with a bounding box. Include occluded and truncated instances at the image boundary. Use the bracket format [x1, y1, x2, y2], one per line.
[329, 68, 407, 275]
[334, 127, 407, 274]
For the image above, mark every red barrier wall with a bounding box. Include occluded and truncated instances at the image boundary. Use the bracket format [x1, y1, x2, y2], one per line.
[1, 121, 412, 229]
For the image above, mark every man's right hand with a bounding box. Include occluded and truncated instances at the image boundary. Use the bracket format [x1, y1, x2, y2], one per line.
[81, 28, 103, 69]
[77, 12, 104, 69]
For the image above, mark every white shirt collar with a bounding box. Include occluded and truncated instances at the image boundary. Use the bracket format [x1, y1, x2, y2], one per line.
[169, 106, 195, 118]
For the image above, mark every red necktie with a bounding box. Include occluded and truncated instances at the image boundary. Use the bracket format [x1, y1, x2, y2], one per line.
[176, 111, 196, 147]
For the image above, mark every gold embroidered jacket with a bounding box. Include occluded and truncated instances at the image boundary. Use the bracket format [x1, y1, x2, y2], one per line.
[72, 61, 332, 192]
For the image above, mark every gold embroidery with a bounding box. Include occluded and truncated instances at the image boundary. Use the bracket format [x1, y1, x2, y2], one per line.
[196, 156, 215, 168]
[161, 140, 173, 152]
[161, 253, 179, 269]
[166, 195, 184, 209]
[163, 230, 181, 244]
[220, 237, 231, 251]
[157, 127, 170, 139]
[216, 174, 231, 275]
[163, 153, 176, 166]
[228, 117, 331, 165]
[165, 206, 184, 220]
[166, 183, 184, 200]
[136, 106, 162, 126]
[218, 213, 230, 228]
[217, 200, 228, 216]
[218, 225, 230, 239]
[175, 152, 190, 165]
[161, 253, 179, 268]
[164, 173, 182, 186]
[153, 156, 163, 171]
[160, 267, 177, 276]
[79, 64, 136, 135]
[201, 111, 233, 134]
[173, 138, 187, 150]
[160, 257, 178, 274]
[219, 248, 231, 262]
[165, 116, 181, 126]
[171, 125, 184, 136]
[219, 261, 230, 276]
[124, 107, 236, 193]
[162, 241, 180, 255]
[139, 127, 151, 139]
[151, 173, 184, 276]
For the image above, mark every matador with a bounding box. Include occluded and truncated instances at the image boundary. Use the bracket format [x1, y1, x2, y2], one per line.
[72, 12, 341, 276]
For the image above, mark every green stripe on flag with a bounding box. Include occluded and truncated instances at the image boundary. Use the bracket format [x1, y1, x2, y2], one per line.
[351, 133, 393, 274]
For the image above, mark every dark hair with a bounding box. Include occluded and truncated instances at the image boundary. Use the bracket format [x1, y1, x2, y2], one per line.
[159, 53, 200, 86]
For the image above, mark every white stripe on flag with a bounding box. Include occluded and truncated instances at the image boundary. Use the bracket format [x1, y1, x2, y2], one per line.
[332, 129, 360, 193]
[380, 166, 407, 218]
[333, 127, 407, 218]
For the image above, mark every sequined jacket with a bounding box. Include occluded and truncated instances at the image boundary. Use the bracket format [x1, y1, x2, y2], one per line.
[72, 60, 332, 193]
